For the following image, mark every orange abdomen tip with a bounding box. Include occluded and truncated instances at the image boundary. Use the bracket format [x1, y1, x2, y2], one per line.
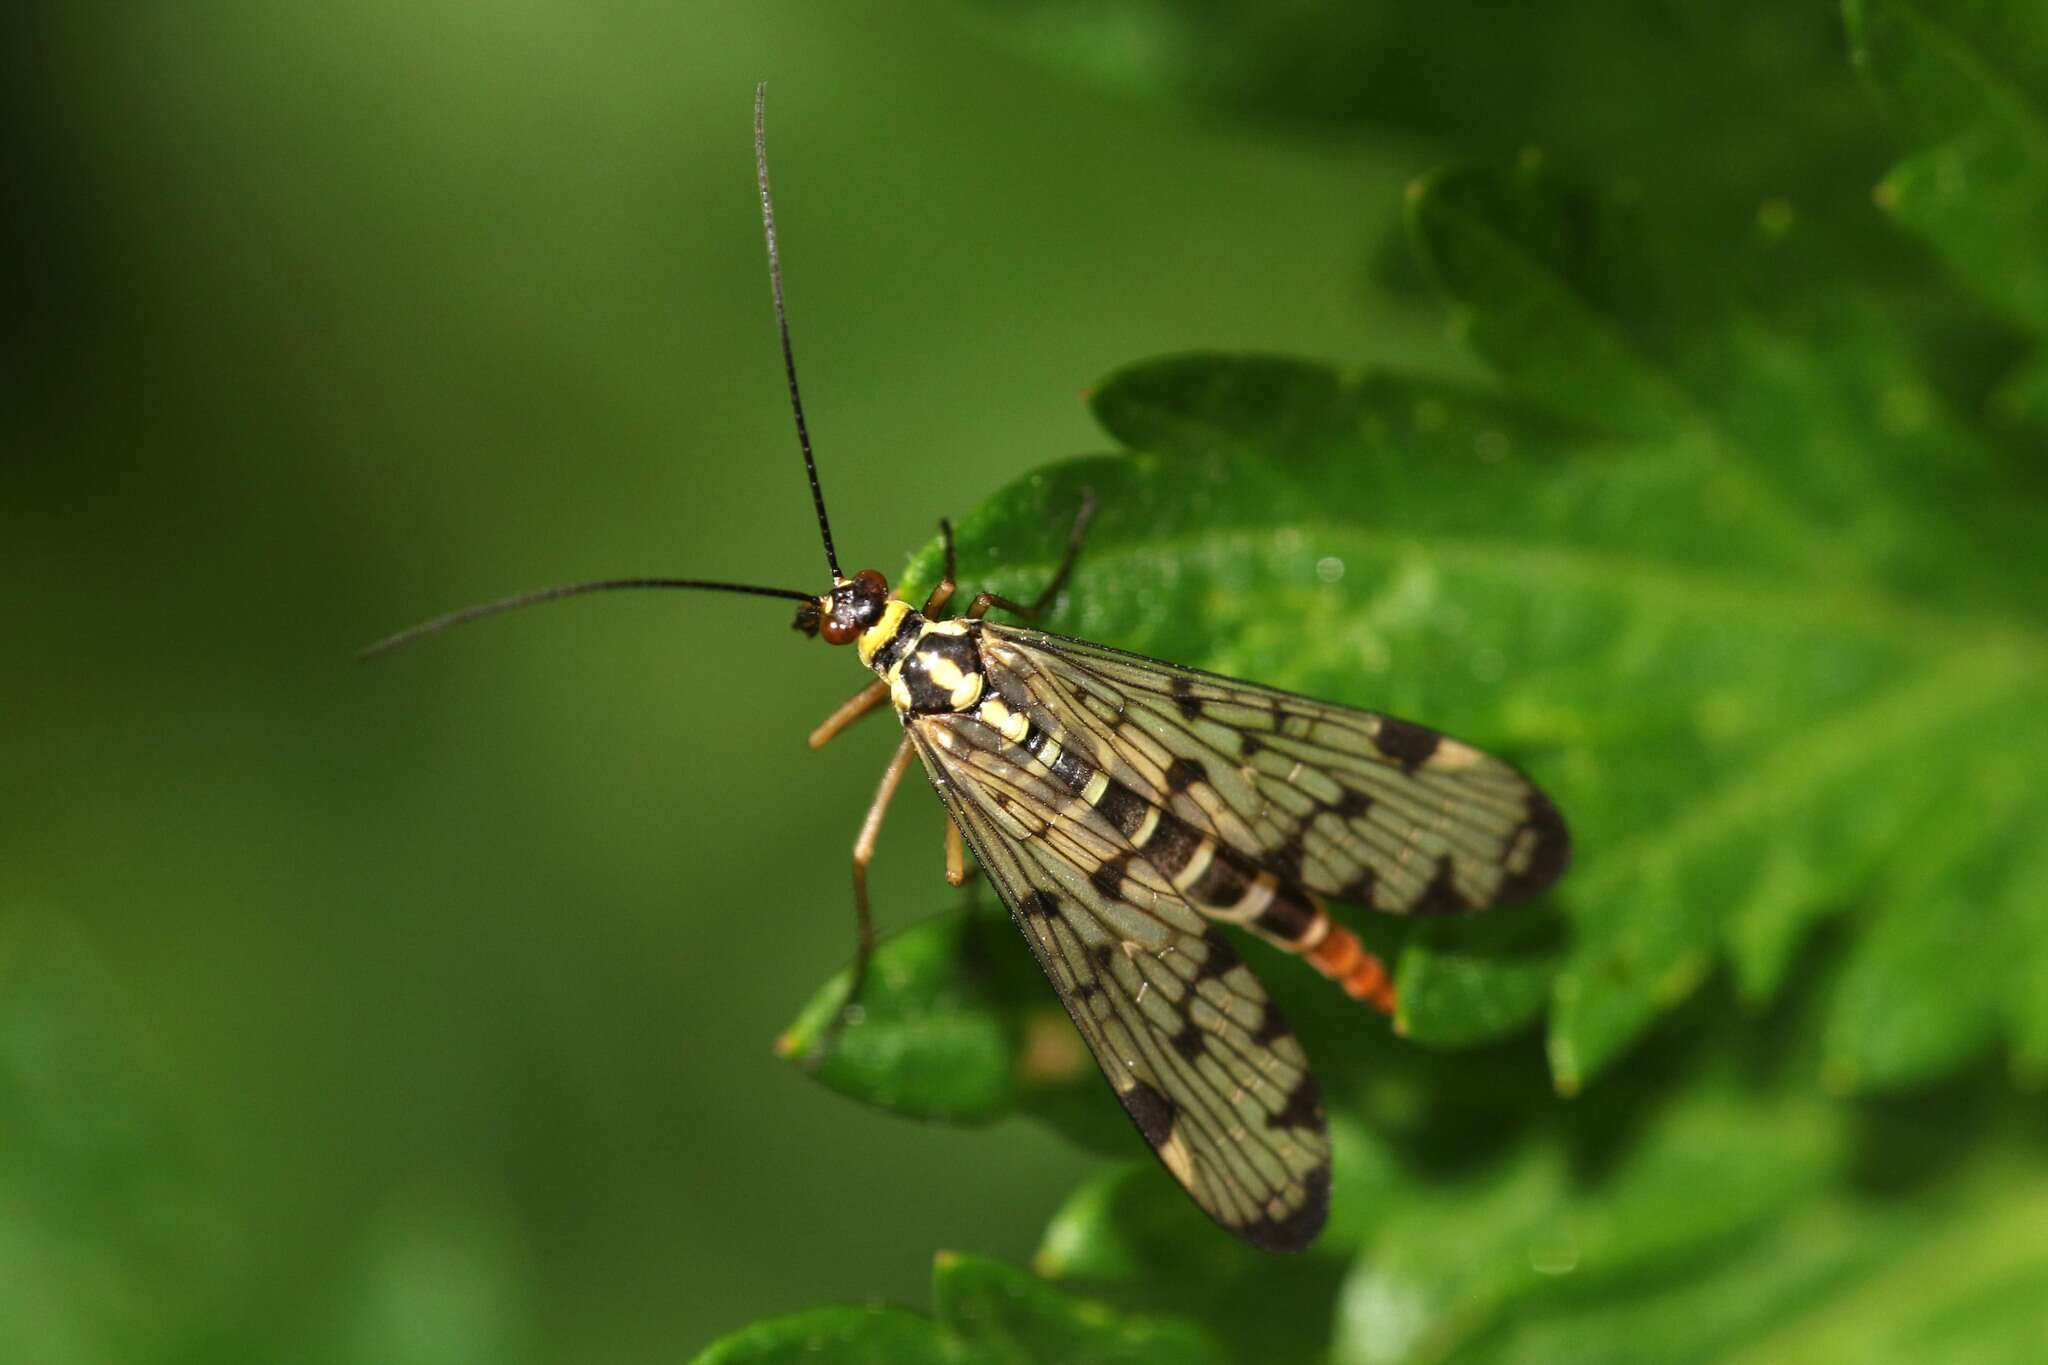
[1306, 923, 1397, 1015]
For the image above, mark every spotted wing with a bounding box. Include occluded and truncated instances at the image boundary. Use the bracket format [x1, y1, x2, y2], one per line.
[906, 711, 1330, 1253]
[977, 625, 1569, 915]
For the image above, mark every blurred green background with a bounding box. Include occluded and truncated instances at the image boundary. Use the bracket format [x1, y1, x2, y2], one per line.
[10, 1, 2048, 1362]
[6, 3, 1451, 1359]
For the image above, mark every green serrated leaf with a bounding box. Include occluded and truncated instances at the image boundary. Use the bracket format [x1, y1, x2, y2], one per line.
[1823, 742, 2042, 1094]
[1397, 159, 2048, 1089]
[1408, 158, 2031, 609]
[1035, 1115, 1398, 1284]
[691, 1256, 1227, 1365]
[779, 902, 1131, 1151]
[1987, 346, 2048, 444]
[778, 906, 1021, 1124]
[2001, 836, 2048, 1087]
[770, 130, 2048, 1354]
[950, 0, 1878, 223]
[1034, 1165, 1237, 1286]
[1334, 1083, 1844, 1365]
[1723, 1175, 2048, 1364]
[931, 1252, 1229, 1365]
[1397, 905, 1565, 1048]
[1550, 647, 2037, 1094]
[688, 1305, 969, 1365]
[1032, 1160, 1359, 1365]
[1406, 159, 1699, 439]
[843, 332, 2048, 1115]
[0, 910, 242, 1365]
[1849, 0, 2048, 331]
[1457, 1198, 1909, 1364]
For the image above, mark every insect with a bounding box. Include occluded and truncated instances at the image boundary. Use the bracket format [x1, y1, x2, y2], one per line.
[366, 86, 1570, 1253]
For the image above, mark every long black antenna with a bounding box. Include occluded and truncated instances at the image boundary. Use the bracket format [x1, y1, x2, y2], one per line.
[359, 577, 815, 660]
[755, 82, 841, 583]
[361, 90, 843, 664]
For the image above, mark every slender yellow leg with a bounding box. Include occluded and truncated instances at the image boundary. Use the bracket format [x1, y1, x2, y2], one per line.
[944, 817, 967, 886]
[795, 736, 917, 1069]
[849, 737, 916, 986]
[808, 680, 889, 750]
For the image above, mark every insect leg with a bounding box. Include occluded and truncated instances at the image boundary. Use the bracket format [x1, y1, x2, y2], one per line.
[966, 491, 1097, 621]
[944, 816, 967, 886]
[921, 518, 958, 616]
[801, 735, 919, 1068]
[808, 680, 890, 750]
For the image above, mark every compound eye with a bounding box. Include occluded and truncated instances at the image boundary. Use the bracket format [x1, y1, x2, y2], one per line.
[816, 581, 863, 645]
[817, 569, 890, 646]
[819, 601, 860, 645]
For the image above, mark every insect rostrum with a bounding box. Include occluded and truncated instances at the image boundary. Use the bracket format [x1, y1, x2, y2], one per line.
[366, 86, 1570, 1254]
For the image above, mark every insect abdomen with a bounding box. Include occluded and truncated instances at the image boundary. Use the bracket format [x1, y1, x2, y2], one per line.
[1006, 714, 1394, 1008]
[1011, 723, 1284, 922]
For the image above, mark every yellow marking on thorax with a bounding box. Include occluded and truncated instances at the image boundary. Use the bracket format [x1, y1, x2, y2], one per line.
[924, 651, 965, 690]
[919, 649, 985, 710]
[856, 599, 913, 668]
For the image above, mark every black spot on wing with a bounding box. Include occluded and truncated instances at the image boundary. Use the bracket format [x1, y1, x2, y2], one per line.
[1165, 757, 1205, 792]
[1251, 1000, 1289, 1045]
[1169, 676, 1202, 720]
[1019, 889, 1059, 918]
[1333, 787, 1374, 819]
[1170, 1021, 1206, 1062]
[1338, 868, 1378, 907]
[1192, 928, 1238, 981]
[1121, 1077, 1178, 1147]
[1411, 853, 1472, 915]
[1268, 1074, 1323, 1132]
[1493, 786, 1572, 905]
[1265, 834, 1306, 886]
[1238, 1165, 1330, 1255]
[1374, 716, 1442, 771]
[1089, 854, 1129, 901]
